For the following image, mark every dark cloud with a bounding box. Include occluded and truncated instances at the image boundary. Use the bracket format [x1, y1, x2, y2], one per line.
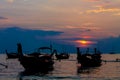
[0, 27, 120, 53]
[85, 29, 91, 32]
[60, 36, 120, 53]
[0, 26, 63, 36]
[0, 16, 8, 20]
[94, 36, 120, 53]
[0, 27, 63, 53]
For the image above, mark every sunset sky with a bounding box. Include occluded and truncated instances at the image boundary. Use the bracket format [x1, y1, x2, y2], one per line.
[0, 0, 120, 53]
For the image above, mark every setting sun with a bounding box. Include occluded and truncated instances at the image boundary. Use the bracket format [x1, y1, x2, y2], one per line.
[76, 40, 96, 47]
[79, 40, 88, 45]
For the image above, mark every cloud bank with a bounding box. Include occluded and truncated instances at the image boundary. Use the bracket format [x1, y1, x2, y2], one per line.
[0, 16, 8, 20]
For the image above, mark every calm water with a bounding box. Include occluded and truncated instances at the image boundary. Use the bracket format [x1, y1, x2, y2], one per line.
[0, 54, 120, 80]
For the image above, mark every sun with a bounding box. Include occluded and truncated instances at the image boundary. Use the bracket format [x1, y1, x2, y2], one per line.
[76, 40, 88, 45]
[75, 40, 95, 47]
[79, 40, 88, 45]
[76, 40, 88, 47]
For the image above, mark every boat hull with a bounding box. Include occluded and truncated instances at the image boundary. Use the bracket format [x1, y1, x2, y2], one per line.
[19, 56, 54, 73]
[6, 53, 19, 59]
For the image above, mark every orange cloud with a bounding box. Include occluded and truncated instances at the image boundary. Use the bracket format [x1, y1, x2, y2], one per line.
[86, 6, 120, 13]
[84, 0, 100, 2]
[113, 13, 120, 16]
[6, 0, 14, 3]
[81, 23, 101, 31]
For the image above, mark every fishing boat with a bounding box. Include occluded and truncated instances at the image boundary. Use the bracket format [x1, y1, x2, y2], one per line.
[109, 51, 115, 54]
[77, 47, 102, 68]
[6, 50, 19, 59]
[17, 43, 55, 73]
[55, 52, 69, 60]
[50, 49, 70, 60]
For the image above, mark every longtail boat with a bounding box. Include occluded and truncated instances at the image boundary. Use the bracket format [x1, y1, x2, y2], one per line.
[77, 47, 102, 68]
[17, 43, 54, 74]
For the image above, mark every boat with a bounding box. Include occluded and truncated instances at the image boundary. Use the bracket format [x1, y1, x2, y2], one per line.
[109, 51, 115, 54]
[17, 43, 55, 74]
[6, 50, 19, 59]
[50, 49, 70, 60]
[77, 47, 102, 68]
[55, 52, 69, 60]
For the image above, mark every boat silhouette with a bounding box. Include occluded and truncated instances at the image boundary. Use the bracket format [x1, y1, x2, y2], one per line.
[17, 43, 55, 74]
[77, 47, 102, 68]
[55, 52, 69, 60]
[5, 50, 19, 59]
[51, 49, 69, 60]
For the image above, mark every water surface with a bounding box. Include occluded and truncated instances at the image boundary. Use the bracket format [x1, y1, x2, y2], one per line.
[0, 54, 120, 80]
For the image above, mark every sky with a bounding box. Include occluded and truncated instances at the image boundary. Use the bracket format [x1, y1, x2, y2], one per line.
[0, 0, 120, 53]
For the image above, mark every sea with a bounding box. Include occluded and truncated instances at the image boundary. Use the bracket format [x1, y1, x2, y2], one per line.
[0, 54, 120, 80]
